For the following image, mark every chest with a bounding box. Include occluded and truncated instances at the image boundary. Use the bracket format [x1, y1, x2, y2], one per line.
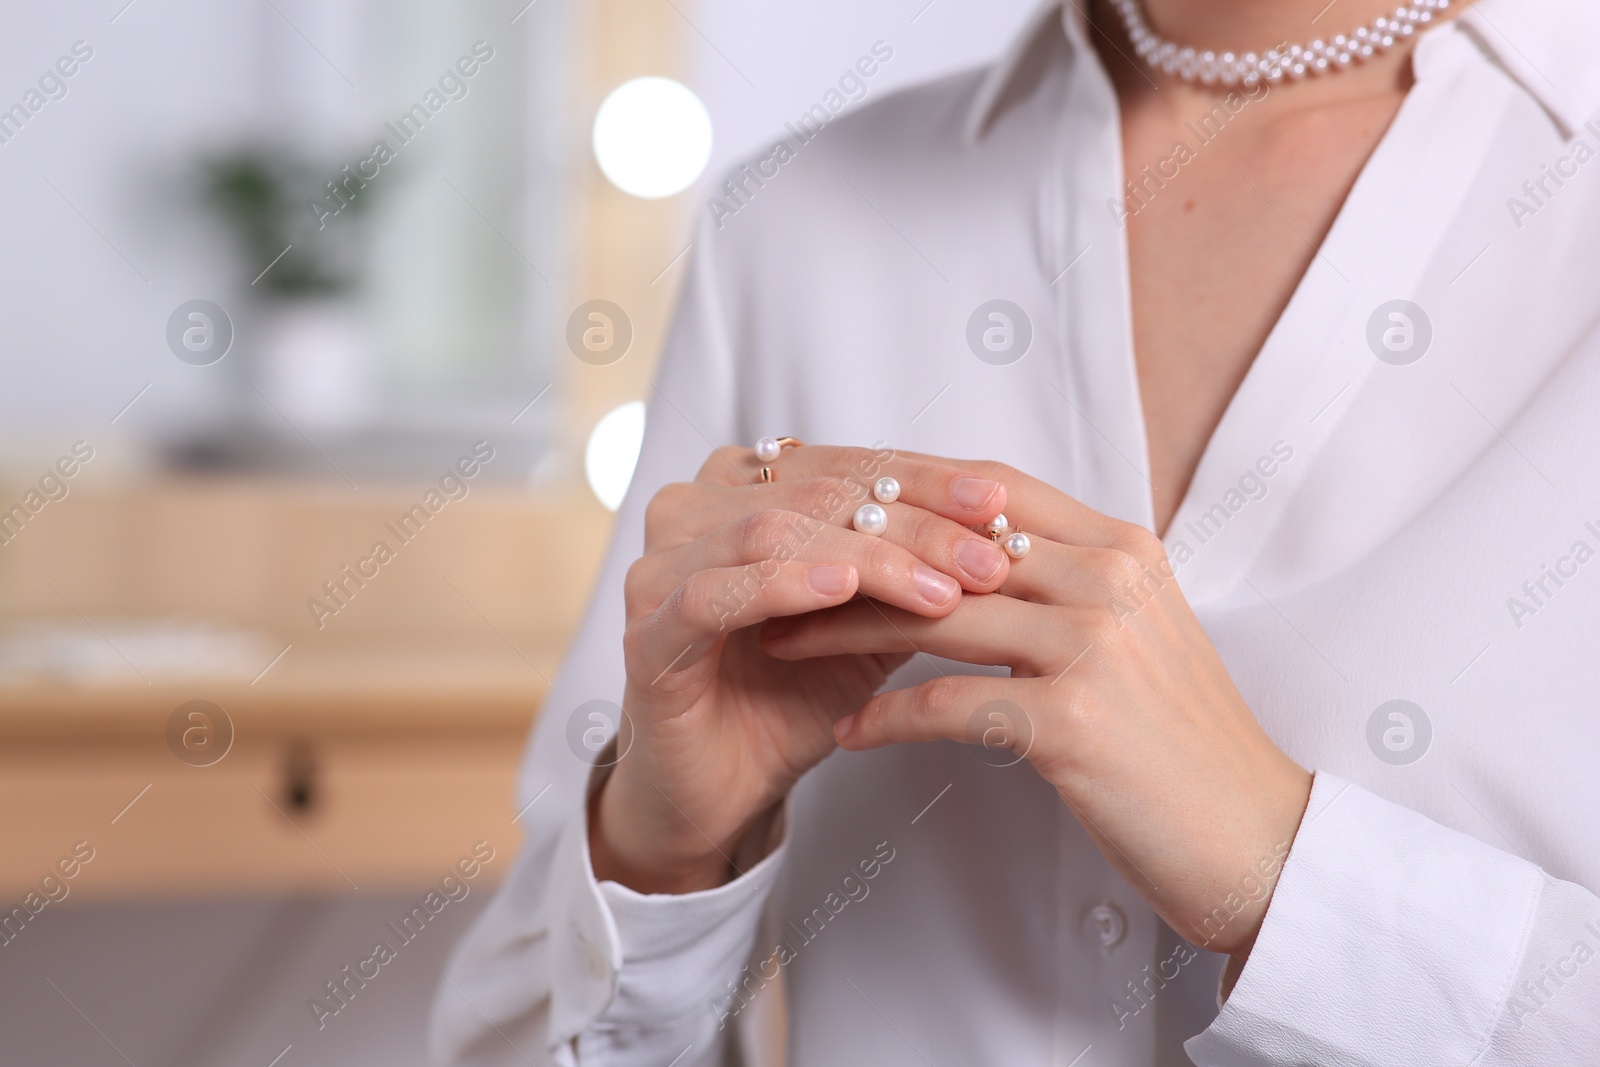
[1116, 90, 1405, 532]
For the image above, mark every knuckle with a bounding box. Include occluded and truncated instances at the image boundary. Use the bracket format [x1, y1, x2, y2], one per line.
[791, 478, 830, 520]
[897, 507, 938, 552]
[1082, 604, 1122, 646]
[696, 565, 767, 631]
[986, 461, 1022, 483]
[644, 483, 692, 540]
[622, 557, 653, 616]
[695, 448, 741, 481]
[1110, 521, 1163, 560]
[1106, 548, 1149, 585]
[737, 509, 788, 559]
[920, 676, 968, 720]
[621, 620, 650, 671]
[845, 445, 882, 479]
[799, 477, 860, 524]
[854, 534, 900, 586]
[1083, 546, 1148, 597]
[673, 573, 721, 630]
[896, 505, 934, 547]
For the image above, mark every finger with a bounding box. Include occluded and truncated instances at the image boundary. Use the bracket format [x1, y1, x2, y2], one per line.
[628, 510, 964, 618]
[762, 594, 1062, 677]
[833, 674, 1038, 754]
[991, 535, 1177, 611]
[627, 561, 859, 687]
[691, 445, 762, 487]
[889, 451, 1137, 550]
[648, 484, 1011, 590]
[694, 445, 1008, 525]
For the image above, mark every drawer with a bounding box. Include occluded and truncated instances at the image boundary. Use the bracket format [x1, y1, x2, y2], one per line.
[0, 730, 529, 901]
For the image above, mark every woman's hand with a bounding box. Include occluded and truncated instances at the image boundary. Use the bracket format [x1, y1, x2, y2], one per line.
[761, 456, 1313, 959]
[595, 445, 1013, 894]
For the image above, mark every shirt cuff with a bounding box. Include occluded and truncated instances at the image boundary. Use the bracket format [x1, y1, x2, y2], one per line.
[547, 783, 789, 1044]
[1186, 771, 1543, 1066]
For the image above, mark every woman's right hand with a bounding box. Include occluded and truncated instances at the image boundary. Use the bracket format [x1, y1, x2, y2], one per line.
[590, 444, 1012, 894]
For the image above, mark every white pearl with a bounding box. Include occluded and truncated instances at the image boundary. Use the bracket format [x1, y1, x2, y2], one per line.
[1108, 0, 1404, 87]
[853, 503, 888, 537]
[1002, 532, 1031, 560]
[873, 476, 901, 504]
[755, 437, 780, 462]
[985, 513, 1009, 536]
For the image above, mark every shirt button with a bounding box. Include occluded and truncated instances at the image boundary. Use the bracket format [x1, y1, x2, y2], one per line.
[1084, 903, 1127, 950]
[575, 928, 608, 980]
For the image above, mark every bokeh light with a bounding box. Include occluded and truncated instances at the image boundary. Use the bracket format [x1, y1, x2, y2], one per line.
[591, 77, 713, 199]
[584, 400, 647, 510]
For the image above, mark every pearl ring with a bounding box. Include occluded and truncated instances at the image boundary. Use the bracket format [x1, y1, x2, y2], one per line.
[853, 503, 888, 537]
[985, 513, 1031, 560]
[755, 436, 804, 483]
[755, 436, 804, 462]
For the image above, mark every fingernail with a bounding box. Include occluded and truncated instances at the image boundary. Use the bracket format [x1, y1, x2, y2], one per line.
[808, 564, 853, 596]
[834, 714, 856, 740]
[951, 477, 1002, 510]
[913, 564, 960, 606]
[955, 538, 1006, 583]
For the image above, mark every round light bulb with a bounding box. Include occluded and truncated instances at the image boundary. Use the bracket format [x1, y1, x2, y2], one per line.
[592, 77, 713, 199]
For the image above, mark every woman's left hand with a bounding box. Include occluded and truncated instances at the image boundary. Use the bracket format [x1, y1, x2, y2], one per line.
[760, 455, 1313, 960]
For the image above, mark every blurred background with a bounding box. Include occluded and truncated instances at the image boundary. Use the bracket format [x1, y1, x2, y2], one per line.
[0, 1, 1033, 1063]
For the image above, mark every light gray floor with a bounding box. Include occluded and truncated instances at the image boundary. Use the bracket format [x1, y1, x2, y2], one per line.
[0, 888, 488, 1066]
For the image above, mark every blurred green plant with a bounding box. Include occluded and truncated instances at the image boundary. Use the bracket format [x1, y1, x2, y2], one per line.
[199, 148, 375, 299]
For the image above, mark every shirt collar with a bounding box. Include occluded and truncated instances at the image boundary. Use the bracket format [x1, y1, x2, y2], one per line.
[966, 0, 1600, 142]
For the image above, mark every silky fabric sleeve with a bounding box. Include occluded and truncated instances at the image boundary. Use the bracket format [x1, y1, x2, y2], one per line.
[1186, 772, 1600, 1066]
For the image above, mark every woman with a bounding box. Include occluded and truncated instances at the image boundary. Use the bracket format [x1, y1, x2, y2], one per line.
[434, 0, 1600, 1062]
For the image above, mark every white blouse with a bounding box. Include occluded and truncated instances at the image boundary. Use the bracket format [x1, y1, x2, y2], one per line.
[432, 0, 1600, 1063]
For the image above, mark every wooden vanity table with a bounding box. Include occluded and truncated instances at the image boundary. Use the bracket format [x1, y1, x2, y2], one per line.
[0, 478, 610, 900]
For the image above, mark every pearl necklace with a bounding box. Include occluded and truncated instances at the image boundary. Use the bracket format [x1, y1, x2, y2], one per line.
[1107, 0, 1451, 87]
